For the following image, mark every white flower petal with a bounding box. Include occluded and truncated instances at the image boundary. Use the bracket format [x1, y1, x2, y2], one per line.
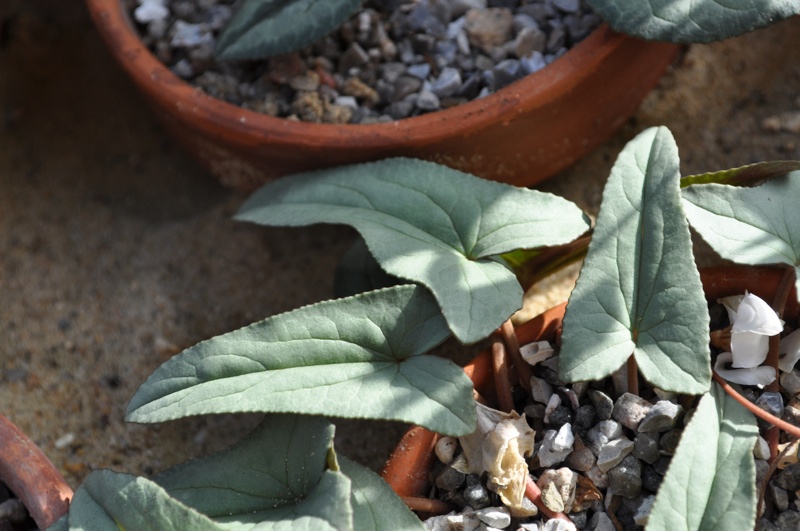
[779, 329, 800, 373]
[715, 352, 776, 386]
[732, 293, 783, 335]
[731, 331, 770, 368]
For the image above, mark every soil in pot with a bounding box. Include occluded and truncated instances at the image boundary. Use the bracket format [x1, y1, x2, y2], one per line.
[384, 267, 800, 530]
[128, 0, 602, 124]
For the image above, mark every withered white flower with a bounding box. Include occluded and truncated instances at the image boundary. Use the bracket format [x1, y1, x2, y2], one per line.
[720, 292, 783, 368]
[520, 340, 555, 366]
[453, 402, 535, 509]
[714, 352, 776, 386]
[779, 328, 800, 373]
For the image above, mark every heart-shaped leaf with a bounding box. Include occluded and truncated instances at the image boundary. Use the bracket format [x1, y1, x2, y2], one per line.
[57, 470, 224, 530]
[681, 161, 800, 188]
[587, 0, 800, 44]
[647, 382, 758, 530]
[127, 285, 477, 436]
[155, 415, 353, 530]
[559, 127, 711, 394]
[338, 456, 426, 531]
[236, 158, 589, 344]
[682, 173, 800, 299]
[215, 0, 363, 60]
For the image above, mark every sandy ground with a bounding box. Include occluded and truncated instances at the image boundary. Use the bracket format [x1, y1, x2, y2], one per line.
[0, 1, 798, 489]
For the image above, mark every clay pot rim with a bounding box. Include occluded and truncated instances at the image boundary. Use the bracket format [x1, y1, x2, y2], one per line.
[85, 0, 634, 149]
[0, 414, 72, 529]
[381, 264, 799, 501]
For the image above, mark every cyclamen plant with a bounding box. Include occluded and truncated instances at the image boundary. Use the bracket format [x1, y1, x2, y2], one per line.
[214, 0, 800, 60]
[51, 128, 800, 530]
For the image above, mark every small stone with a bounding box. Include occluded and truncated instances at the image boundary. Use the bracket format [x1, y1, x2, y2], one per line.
[608, 454, 642, 499]
[431, 67, 462, 97]
[436, 466, 466, 491]
[435, 436, 458, 464]
[586, 465, 609, 490]
[491, 59, 523, 91]
[521, 341, 554, 366]
[544, 393, 561, 424]
[513, 26, 547, 57]
[416, 89, 441, 111]
[776, 510, 800, 531]
[54, 432, 75, 449]
[538, 426, 573, 467]
[653, 456, 672, 476]
[475, 506, 512, 528]
[292, 92, 325, 122]
[565, 436, 596, 472]
[0, 498, 27, 524]
[574, 405, 597, 438]
[530, 375, 554, 405]
[633, 495, 655, 526]
[586, 420, 623, 456]
[134, 0, 169, 24]
[775, 462, 800, 491]
[588, 511, 615, 531]
[289, 71, 320, 92]
[464, 474, 492, 509]
[597, 437, 635, 473]
[632, 432, 660, 465]
[464, 8, 515, 54]
[588, 390, 614, 421]
[641, 465, 662, 493]
[552, 0, 580, 13]
[755, 458, 770, 488]
[546, 25, 566, 54]
[638, 400, 683, 433]
[547, 406, 574, 429]
[540, 481, 565, 513]
[783, 403, 800, 426]
[537, 467, 577, 513]
[324, 104, 353, 124]
[612, 393, 652, 431]
[570, 511, 588, 529]
[770, 484, 789, 512]
[762, 112, 800, 134]
[170, 20, 213, 48]
[659, 428, 682, 455]
[542, 519, 576, 531]
[452, 0, 488, 17]
[342, 77, 380, 106]
[753, 435, 771, 460]
[339, 42, 370, 73]
[756, 391, 784, 429]
[334, 96, 359, 110]
[781, 370, 800, 395]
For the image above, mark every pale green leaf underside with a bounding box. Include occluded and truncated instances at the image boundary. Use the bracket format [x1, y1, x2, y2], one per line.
[339, 456, 426, 531]
[216, 0, 363, 60]
[682, 173, 800, 300]
[587, 0, 799, 43]
[647, 383, 758, 530]
[127, 285, 477, 436]
[236, 157, 589, 343]
[62, 471, 224, 531]
[559, 127, 711, 394]
[156, 415, 352, 530]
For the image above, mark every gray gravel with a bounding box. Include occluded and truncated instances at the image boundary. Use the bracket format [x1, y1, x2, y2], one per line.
[128, 0, 601, 123]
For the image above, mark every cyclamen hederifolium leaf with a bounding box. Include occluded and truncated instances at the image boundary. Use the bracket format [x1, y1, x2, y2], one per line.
[338, 456, 426, 531]
[155, 415, 353, 530]
[559, 127, 711, 394]
[126, 285, 477, 436]
[57, 470, 224, 530]
[647, 383, 758, 531]
[682, 172, 800, 302]
[586, 0, 800, 44]
[215, 0, 363, 60]
[235, 158, 589, 344]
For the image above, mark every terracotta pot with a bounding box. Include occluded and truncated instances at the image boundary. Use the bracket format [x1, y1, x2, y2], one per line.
[0, 415, 72, 529]
[381, 265, 798, 503]
[84, 0, 680, 192]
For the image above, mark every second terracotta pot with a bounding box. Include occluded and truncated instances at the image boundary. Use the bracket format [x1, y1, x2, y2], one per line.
[381, 265, 799, 507]
[85, 0, 680, 191]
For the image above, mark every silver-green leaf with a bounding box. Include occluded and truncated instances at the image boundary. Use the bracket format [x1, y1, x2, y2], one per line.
[127, 285, 477, 436]
[587, 0, 800, 44]
[682, 173, 800, 300]
[559, 127, 711, 394]
[647, 383, 758, 530]
[156, 415, 353, 530]
[338, 456, 426, 531]
[61, 471, 224, 530]
[236, 158, 589, 344]
[215, 0, 363, 60]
